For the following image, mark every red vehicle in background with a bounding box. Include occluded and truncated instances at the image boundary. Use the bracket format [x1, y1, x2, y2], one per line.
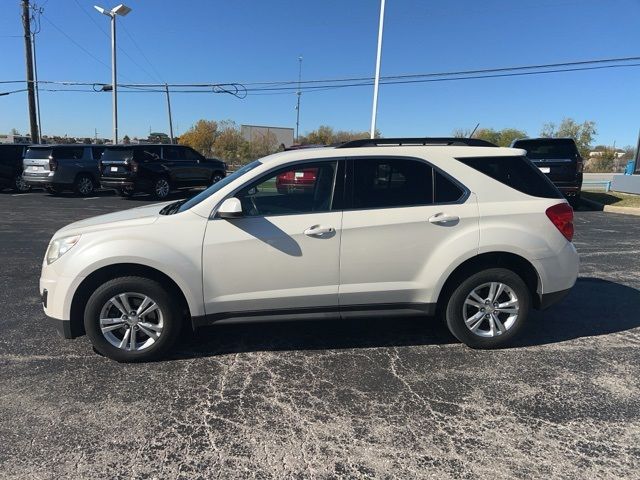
[276, 168, 318, 193]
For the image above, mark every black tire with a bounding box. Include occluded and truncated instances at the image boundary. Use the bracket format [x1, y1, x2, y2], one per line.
[74, 174, 95, 196]
[445, 268, 531, 349]
[151, 177, 171, 200]
[210, 172, 224, 185]
[84, 276, 183, 362]
[13, 173, 31, 193]
[45, 185, 63, 195]
[118, 187, 135, 198]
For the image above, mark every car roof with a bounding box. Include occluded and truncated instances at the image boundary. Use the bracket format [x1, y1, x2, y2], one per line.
[27, 144, 98, 148]
[257, 144, 525, 167]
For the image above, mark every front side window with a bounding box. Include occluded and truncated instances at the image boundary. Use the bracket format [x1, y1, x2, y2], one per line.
[236, 161, 337, 217]
[182, 147, 203, 160]
[352, 158, 433, 209]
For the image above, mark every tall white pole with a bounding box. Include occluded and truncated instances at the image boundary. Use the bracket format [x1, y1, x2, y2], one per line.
[111, 13, 118, 144]
[370, 0, 386, 139]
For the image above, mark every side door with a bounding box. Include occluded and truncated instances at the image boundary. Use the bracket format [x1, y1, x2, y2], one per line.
[338, 156, 479, 315]
[202, 159, 344, 320]
[161, 146, 189, 186]
[182, 147, 210, 185]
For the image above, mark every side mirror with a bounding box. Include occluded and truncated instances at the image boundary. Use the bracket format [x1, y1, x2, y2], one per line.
[217, 197, 243, 219]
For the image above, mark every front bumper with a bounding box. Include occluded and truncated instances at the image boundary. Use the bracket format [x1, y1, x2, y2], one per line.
[47, 315, 75, 339]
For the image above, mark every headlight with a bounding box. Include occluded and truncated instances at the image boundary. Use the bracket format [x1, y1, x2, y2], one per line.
[46, 235, 81, 265]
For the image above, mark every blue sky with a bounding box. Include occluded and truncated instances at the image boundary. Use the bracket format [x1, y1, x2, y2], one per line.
[1, 0, 639, 146]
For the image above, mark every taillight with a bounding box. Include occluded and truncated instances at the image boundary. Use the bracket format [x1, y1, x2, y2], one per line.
[546, 203, 574, 242]
[49, 157, 58, 171]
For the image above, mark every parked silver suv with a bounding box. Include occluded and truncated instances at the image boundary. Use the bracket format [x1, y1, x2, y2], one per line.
[23, 145, 105, 196]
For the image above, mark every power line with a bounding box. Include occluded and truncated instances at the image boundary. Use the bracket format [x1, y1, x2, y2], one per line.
[120, 22, 164, 83]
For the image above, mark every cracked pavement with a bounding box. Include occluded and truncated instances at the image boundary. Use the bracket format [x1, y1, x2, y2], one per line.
[1, 192, 639, 479]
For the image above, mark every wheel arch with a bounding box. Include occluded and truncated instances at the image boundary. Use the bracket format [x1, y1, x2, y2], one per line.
[69, 263, 192, 338]
[436, 252, 542, 313]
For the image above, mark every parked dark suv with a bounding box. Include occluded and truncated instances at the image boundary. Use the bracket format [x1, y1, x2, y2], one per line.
[99, 144, 226, 199]
[22, 144, 105, 196]
[0, 143, 30, 192]
[511, 138, 583, 207]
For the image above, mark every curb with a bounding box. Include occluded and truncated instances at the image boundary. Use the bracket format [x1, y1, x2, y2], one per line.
[581, 197, 640, 216]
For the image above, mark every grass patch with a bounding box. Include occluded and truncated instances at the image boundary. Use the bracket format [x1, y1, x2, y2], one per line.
[582, 191, 640, 208]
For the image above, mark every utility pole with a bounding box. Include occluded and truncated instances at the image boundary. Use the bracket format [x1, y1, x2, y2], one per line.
[32, 32, 42, 143]
[370, 0, 386, 139]
[165, 84, 174, 144]
[21, 0, 39, 144]
[295, 55, 302, 142]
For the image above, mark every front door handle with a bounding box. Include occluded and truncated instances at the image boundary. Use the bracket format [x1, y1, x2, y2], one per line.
[428, 213, 460, 225]
[304, 225, 335, 236]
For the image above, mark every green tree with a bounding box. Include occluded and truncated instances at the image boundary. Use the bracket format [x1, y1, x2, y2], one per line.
[178, 120, 219, 155]
[122, 135, 131, 145]
[586, 148, 615, 173]
[298, 125, 375, 145]
[471, 128, 527, 147]
[540, 118, 596, 159]
[212, 121, 248, 163]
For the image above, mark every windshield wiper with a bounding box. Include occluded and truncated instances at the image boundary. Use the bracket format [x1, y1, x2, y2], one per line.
[159, 200, 186, 215]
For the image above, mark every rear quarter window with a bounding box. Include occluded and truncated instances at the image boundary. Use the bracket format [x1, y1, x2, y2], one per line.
[457, 156, 562, 199]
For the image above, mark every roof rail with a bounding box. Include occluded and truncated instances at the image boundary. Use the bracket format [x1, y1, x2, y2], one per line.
[336, 137, 497, 148]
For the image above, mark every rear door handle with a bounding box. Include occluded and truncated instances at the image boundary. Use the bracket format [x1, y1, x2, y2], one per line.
[304, 225, 335, 236]
[428, 213, 460, 225]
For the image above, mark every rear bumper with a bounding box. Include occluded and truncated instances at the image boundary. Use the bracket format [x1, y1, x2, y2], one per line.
[100, 178, 136, 189]
[532, 241, 579, 308]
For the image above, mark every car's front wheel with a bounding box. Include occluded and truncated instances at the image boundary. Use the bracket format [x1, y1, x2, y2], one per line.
[84, 276, 182, 362]
[445, 268, 530, 349]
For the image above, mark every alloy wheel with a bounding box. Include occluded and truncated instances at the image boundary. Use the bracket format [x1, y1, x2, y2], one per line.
[155, 178, 170, 198]
[77, 177, 94, 195]
[99, 292, 164, 351]
[462, 282, 519, 338]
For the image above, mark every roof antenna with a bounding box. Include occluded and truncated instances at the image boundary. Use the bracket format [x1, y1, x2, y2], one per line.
[469, 123, 480, 138]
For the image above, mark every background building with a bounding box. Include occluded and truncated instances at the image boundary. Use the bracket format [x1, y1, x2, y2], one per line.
[241, 125, 294, 149]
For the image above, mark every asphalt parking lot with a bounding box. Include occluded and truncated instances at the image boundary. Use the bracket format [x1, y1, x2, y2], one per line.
[1, 191, 639, 479]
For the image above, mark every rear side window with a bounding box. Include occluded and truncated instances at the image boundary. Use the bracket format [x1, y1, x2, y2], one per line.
[135, 146, 161, 161]
[163, 146, 184, 160]
[352, 158, 433, 209]
[458, 156, 562, 199]
[434, 171, 464, 203]
[52, 147, 84, 159]
[92, 147, 105, 160]
[182, 147, 203, 160]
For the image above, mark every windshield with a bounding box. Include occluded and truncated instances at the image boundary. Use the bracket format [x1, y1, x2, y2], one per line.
[176, 160, 262, 213]
[102, 148, 134, 162]
[512, 140, 578, 160]
[25, 148, 52, 159]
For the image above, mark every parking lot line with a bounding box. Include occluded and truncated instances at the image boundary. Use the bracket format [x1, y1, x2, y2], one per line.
[82, 197, 100, 200]
[11, 193, 38, 196]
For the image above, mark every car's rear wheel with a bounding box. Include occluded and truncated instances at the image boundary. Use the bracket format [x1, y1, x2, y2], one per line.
[445, 268, 530, 349]
[84, 276, 182, 362]
[74, 174, 95, 196]
[13, 173, 31, 193]
[152, 177, 170, 200]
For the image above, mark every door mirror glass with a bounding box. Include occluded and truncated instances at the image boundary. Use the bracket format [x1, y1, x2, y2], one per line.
[217, 197, 243, 219]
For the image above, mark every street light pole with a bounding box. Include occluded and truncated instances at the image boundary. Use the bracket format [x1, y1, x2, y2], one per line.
[95, 4, 132, 145]
[165, 83, 174, 144]
[110, 12, 118, 144]
[370, 0, 386, 139]
[295, 55, 302, 142]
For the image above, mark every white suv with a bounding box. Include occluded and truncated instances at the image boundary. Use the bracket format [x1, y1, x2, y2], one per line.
[40, 138, 579, 362]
